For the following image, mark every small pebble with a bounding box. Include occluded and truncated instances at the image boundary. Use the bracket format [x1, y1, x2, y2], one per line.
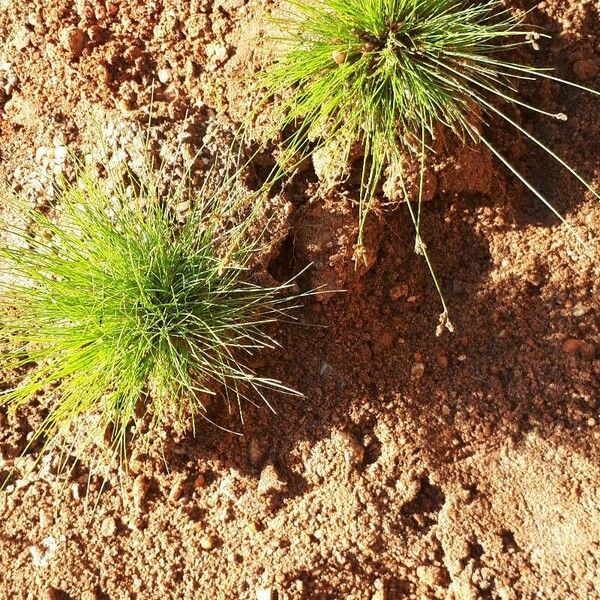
[29, 545, 45, 566]
[256, 588, 273, 600]
[71, 482, 80, 500]
[157, 68, 171, 83]
[246, 521, 263, 535]
[27, 13, 43, 27]
[200, 535, 217, 550]
[206, 43, 228, 65]
[54, 146, 68, 163]
[572, 303, 590, 317]
[257, 463, 287, 496]
[411, 363, 425, 380]
[12, 27, 31, 50]
[168, 477, 186, 502]
[132, 474, 149, 509]
[101, 516, 117, 537]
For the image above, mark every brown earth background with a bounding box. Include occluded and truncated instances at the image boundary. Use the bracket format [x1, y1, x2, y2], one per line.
[1, 0, 600, 599]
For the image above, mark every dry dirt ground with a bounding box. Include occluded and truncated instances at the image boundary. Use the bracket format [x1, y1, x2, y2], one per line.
[1, 0, 600, 599]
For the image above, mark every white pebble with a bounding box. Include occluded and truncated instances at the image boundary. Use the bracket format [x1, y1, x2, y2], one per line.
[157, 69, 170, 83]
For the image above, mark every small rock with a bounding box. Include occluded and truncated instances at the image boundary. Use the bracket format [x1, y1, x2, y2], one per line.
[411, 362, 425, 380]
[257, 462, 287, 496]
[30, 536, 58, 568]
[206, 43, 228, 64]
[132, 474, 149, 509]
[4, 73, 18, 95]
[157, 68, 171, 83]
[12, 27, 31, 51]
[199, 534, 217, 550]
[71, 482, 80, 500]
[193, 473, 206, 489]
[29, 544, 45, 566]
[332, 50, 347, 65]
[100, 516, 117, 537]
[54, 146, 68, 163]
[572, 303, 591, 317]
[371, 589, 386, 600]
[256, 589, 273, 600]
[572, 59, 599, 82]
[27, 13, 43, 27]
[168, 476, 186, 502]
[94, 4, 107, 20]
[61, 27, 86, 58]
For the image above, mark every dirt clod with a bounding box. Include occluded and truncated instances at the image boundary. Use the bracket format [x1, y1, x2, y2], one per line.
[60, 27, 86, 59]
[562, 338, 596, 359]
[257, 462, 287, 497]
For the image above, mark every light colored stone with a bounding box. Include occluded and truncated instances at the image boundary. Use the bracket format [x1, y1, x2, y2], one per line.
[101, 516, 117, 537]
[200, 535, 216, 550]
[157, 68, 171, 83]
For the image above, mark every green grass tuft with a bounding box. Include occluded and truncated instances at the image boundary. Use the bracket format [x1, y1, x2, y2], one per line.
[0, 160, 301, 458]
[256, 0, 599, 332]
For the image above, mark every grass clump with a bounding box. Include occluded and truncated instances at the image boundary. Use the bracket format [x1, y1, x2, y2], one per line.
[0, 161, 300, 457]
[256, 0, 599, 331]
